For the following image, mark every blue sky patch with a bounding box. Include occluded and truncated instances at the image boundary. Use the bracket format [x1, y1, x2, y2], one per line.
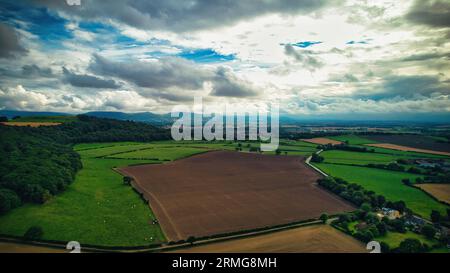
[0, 1, 72, 47]
[177, 48, 236, 63]
[292, 41, 323, 48]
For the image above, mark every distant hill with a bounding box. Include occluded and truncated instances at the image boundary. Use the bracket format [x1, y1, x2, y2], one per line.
[84, 111, 174, 125]
[0, 110, 71, 119]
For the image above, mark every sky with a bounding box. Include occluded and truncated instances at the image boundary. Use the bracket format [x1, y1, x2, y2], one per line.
[0, 0, 449, 120]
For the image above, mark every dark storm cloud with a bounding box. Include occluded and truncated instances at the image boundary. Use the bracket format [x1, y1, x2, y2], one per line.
[284, 45, 324, 71]
[90, 54, 208, 90]
[90, 54, 258, 98]
[405, 0, 450, 28]
[62, 67, 121, 89]
[356, 75, 450, 100]
[32, 0, 331, 32]
[0, 23, 27, 58]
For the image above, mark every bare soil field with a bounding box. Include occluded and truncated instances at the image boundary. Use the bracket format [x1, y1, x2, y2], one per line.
[0, 122, 61, 127]
[119, 151, 354, 242]
[171, 225, 366, 253]
[365, 135, 450, 153]
[416, 184, 450, 204]
[0, 242, 67, 253]
[301, 138, 342, 145]
[366, 143, 450, 156]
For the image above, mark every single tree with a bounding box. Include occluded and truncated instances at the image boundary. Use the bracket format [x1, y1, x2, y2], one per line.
[24, 226, 43, 241]
[319, 213, 329, 224]
[187, 236, 196, 245]
[421, 225, 437, 239]
[431, 210, 441, 223]
[397, 239, 423, 253]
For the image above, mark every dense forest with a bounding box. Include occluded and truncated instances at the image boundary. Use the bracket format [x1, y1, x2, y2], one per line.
[0, 115, 170, 214]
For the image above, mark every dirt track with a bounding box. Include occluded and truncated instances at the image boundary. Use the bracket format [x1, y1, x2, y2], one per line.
[119, 151, 354, 242]
[171, 224, 366, 253]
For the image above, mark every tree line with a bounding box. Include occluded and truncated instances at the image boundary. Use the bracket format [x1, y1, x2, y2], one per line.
[0, 115, 170, 214]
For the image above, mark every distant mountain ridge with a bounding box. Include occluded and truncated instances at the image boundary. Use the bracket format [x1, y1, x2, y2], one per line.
[84, 111, 174, 125]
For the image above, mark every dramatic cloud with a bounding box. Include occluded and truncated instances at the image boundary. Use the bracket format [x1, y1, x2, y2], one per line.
[355, 75, 450, 100]
[62, 67, 121, 89]
[90, 54, 258, 98]
[22, 65, 53, 78]
[210, 67, 258, 97]
[406, 0, 450, 28]
[0, 85, 49, 110]
[0, 23, 26, 58]
[32, 0, 331, 32]
[0, 1, 448, 118]
[90, 54, 208, 90]
[284, 45, 324, 72]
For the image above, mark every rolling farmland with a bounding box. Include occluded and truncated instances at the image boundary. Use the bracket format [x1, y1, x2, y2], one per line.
[119, 151, 354, 242]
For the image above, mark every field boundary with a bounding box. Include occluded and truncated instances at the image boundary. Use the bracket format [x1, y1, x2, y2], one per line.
[0, 218, 330, 253]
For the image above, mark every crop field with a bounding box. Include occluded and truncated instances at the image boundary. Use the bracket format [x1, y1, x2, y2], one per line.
[313, 163, 449, 218]
[301, 137, 342, 145]
[364, 134, 450, 153]
[119, 151, 354, 242]
[0, 122, 62, 127]
[356, 145, 449, 159]
[366, 143, 450, 156]
[172, 224, 366, 253]
[416, 184, 450, 204]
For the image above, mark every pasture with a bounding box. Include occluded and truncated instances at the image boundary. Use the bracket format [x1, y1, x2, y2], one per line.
[0, 143, 167, 246]
[320, 150, 414, 165]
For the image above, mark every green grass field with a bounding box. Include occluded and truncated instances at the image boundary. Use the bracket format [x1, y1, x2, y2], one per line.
[321, 150, 414, 165]
[376, 231, 439, 249]
[329, 135, 376, 145]
[0, 156, 165, 246]
[77, 143, 156, 158]
[313, 163, 449, 218]
[107, 146, 209, 161]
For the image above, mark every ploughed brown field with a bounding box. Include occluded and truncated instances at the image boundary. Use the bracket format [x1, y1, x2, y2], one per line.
[301, 137, 342, 145]
[171, 225, 366, 253]
[119, 151, 354, 242]
[366, 143, 450, 156]
[416, 184, 450, 204]
[0, 122, 61, 127]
